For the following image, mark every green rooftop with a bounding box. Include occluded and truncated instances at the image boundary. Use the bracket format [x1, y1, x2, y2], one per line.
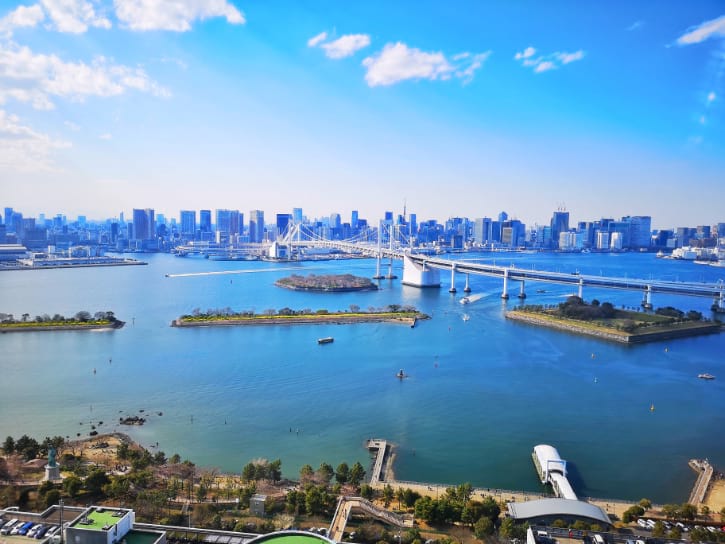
[122, 530, 163, 544]
[71, 509, 125, 531]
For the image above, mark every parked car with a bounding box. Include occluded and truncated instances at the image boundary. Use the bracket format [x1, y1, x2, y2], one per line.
[1, 519, 19, 535]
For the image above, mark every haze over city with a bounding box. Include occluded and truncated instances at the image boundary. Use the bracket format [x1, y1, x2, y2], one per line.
[1, 1, 725, 227]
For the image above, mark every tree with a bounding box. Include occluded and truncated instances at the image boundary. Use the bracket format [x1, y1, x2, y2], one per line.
[667, 527, 682, 540]
[360, 484, 374, 500]
[317, 462, 334, 484]
[498, 517, 515, 538]
[15, 435, 40, 460]
[75, 311, 92, 322]
[299, 464, 314, 483]
[382, 484, 394, 507]
[661, 504, 679, 519]
[349, 461, 366, 487]
[170, 453, 181, 464]
[44, 489, 61, 508]
[268, 459, 282, 482]
[2, 436, 14, 454]
[335, 462, 350, 485]
[242, 462, 256, 481]
[652, 521, 665, 537]
[63, 475, 83, 497]
[638, 498, 652, 510]
[305, 485, 324, 515]
[474, 517, 494, 539]
[85, 468, 110, 495]
[700, 504, 710, 516]
[680, 502, 697, 520]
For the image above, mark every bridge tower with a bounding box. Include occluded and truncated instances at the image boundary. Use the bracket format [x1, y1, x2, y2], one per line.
[463, 273, 471, 293]
[578, 277, 584, 299]
[373, 220, 384, 280]
[449, 263, 457, 293]
[642, 285, 653, 309]
[386, 224, 397, 279]
[713, 289, 725, 313]
[518, 280, 526, 299]
[501, 268, 509, 299]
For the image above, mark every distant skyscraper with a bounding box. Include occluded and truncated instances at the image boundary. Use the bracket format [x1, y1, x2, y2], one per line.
[216, 209, 232, 235]
[229, 210, 241, 236]
[277, 213, 292, 236]
[3, 207, 13, 228]
[474, 218, 492, 244]
[330, 213, 341, 229]
[351, 210, 359, 229]
[132, 208, 155, 240]
[249, 210, 265, 243]
[293, 208, 303, 224]
[384, 211, 393, 223]
[498, 211, 508, 223]
[409, 213, 417, 237]
[626, 216, 651, 248]
[199, 210, 212, 233]
[550, 210, 570, 248]
[180, 210, 196, 236]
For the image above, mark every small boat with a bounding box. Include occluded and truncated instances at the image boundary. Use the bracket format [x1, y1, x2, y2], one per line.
[396, 369, 406, 379]
[536, 289, 546, 293]
[462, 314, 470, 322]
[459, 297, 470, 305]
[698, 373, 715, 380]
[317, 337, 334, 344]
[650, 403, 655, 412]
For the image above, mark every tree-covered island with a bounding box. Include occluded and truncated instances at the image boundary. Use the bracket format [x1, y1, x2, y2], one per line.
[0, 311, 124, 332]
[172, 304, 428, 327]
[275, 273, 378, 292]
[506, 296, 722, 344]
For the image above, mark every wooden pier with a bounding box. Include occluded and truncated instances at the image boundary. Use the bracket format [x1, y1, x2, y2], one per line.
[688, 458, 714, 505]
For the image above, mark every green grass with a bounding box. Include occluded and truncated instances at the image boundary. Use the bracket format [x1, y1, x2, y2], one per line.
[72, 509, 122, 531]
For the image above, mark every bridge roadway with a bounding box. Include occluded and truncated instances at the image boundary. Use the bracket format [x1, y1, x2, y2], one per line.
[290, 240, 725, 300]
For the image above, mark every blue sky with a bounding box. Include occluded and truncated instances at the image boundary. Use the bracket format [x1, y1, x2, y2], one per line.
[1, 0, 724, 228]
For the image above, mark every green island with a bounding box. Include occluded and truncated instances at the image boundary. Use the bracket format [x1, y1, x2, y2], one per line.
[0, 311, 124, 332]
[275, 273, 378, 292]
[171, 304, 428, 327]
[506, 296, 723, 343]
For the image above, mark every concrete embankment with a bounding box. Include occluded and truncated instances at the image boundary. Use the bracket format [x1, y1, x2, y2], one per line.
[0, 321, 124, 333]
[505, 311, 722, 344]
[172, 313, 425, 328]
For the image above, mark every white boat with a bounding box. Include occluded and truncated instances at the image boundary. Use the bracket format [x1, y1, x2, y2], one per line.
[698, 373, 715, 380]
[462, 314, 470, 322]
[459, 297, 470, 305]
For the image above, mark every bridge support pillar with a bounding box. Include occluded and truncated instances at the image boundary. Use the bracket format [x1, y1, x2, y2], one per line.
[373, 220, 384, 279]
[713, 290, 725, 313]
[449, 264, 457, 293]
[578, 277, 584, 299]
[373, 255, 384, 279]
[501, 268, 509, 299]
[518, 280, 526, 299]
[386, 227, 397, 279]
[642, 285, 653, 309]
[463, 274, 471, 293]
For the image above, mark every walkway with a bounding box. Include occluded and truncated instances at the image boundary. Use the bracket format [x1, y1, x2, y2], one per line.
[366, 439, 388, 486]
[328, 496, 407, 542]
[688, 459, 714, 505]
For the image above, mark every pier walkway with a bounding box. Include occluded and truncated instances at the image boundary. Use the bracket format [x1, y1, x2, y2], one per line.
[366, 439, 389, 486]
[688, 459, 714, 505]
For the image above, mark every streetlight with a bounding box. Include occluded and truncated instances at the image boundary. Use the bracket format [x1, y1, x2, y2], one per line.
[59, 499, 64, 544]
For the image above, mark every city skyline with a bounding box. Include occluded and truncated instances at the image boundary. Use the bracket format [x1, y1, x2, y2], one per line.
[1, 1, 725, 226]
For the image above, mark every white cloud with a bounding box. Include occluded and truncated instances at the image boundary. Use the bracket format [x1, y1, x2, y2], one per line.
[0, 4, 45, 35]
[321, 33, 370, 59]
[515, 46, 585, 73]
[98, 132, 111, 139]
[64, 120, 80, 130]
[40, 0, 111, 33]
[676, 15, 725, 45]
[626, 21, 643, 31]
[514, 46, 535, 60]
[307, 31, 327, 48]
[707, 91, 716, 102]
[699, 115, 706, 124]
[362, 42, 489, 87]
[114, 0, 244, 31]
[0, 108, 70, 171]
[0, 42, 170, 110]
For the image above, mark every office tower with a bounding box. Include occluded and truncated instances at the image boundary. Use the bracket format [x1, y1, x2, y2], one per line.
[199, 210, 212, 233]
[180, 210, 196, 236]
[330, 213, 341, 229]
[550, 210, 570, 248]
[498, 211, 508, 222]
[293, 208, 303, 224]
[384, 211, 393, 223]
[249, 210, 265, 243]
[132, 208, 155, 240]
[216, 209, 232, 235]
[110, 222, 119, 243]
[409, 213, 417, 237]
[3, 207, 13, 228]
[351, 210, 359, 229]
[627, 216, 652, 248]
[229, 210, 241, 236]
[277, 214, 292, 236]
[77, 215, 86, 226]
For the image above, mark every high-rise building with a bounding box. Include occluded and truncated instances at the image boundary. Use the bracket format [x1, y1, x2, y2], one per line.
[249, 210, 264, 243]
[474, 217, 492, 245]
[351, 210, 359, 229]
[132, 208, 155, 240]
[277, 214, 292, 236]
[3, 208, 13, 228]
[625, 216, 651, 248]
[409, 213, 417, 237]
[216, 209, 232, 235]
[550, 211, 570, 248]
[229, 210, 241, 236]
[199, 210, 212, 233]
[293, 208, 303, 224]
[180, 210, 196, 236]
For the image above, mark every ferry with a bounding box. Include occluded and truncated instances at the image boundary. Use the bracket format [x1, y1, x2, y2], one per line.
[459, 297, 470, 305]
[698, 373, 715, 380]
[317, 337, 334, 345]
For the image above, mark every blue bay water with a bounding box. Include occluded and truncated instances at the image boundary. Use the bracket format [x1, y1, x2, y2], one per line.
[0, 252, 723, 503]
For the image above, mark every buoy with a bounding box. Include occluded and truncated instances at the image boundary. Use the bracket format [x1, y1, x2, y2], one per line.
[591, 353, 595, 359]
[650, 403, 655, 412]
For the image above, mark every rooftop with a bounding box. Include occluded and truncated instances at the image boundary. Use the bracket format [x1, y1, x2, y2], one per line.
[71, 509, 126, 531]
[507, 498, 610, 526]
